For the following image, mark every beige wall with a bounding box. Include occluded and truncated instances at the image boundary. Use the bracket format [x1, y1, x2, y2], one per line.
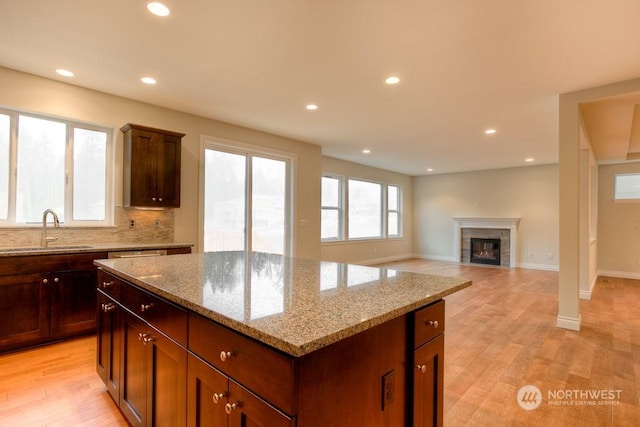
[597, 161, 640, 277]
[0, 67, 322, 259]
[320, 156, 413, 264]
[413, 164, 559, 270]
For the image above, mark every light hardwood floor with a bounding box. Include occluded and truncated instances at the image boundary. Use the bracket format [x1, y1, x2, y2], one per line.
[0, 259, 638, 426]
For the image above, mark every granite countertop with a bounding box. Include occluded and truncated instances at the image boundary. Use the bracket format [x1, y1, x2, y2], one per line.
[95, 251, 471, 357]
[0, 242, 193, 257]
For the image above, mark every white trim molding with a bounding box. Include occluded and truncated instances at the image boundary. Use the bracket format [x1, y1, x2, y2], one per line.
[453, 217, 521, 267]
[557, 314, 581, 331]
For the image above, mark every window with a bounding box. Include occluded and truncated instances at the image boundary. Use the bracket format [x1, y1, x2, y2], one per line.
[388, 185, 401, 237]
[348, 179, 382, 239]
[202, 139, 292, 255]
[321, 175, 343, 240]
[321, 175, 402, 242]
[614, 173, 640, 200]
[0, 110, 113, 226]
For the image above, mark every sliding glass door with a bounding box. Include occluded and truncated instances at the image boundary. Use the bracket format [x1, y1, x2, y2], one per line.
[202, 143, 291, 255]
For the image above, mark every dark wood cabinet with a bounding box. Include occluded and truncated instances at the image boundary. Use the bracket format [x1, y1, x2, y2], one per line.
[97, 268, 446, 427]
[413, 334, 444, 427]
[0, 273, 50, 348]
[98, 270, 188, 427]
[0, 252, 107, 353]
[411, 300, 445, 427]
[50, 269, 98, 337]
[122, 123, 185, 208]
[187, 353, 293, 427]
[97, 290, 122, 402]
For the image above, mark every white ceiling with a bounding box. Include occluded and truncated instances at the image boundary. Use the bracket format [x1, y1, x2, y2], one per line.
[1, 0, 640, 176]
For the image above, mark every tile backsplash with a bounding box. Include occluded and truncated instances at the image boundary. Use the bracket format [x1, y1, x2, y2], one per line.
[0, 208, 174, 248]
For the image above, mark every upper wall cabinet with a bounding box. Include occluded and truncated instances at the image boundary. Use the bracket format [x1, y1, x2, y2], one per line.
[121, 123, 185, 208]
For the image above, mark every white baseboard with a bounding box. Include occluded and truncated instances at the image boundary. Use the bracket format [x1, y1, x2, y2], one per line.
[556, 314, 581, 331]
[516, 262, 559, 272]
[597, 270, 640, 280]
[357, 253, 415, 266]
[413, 253, 458, 262]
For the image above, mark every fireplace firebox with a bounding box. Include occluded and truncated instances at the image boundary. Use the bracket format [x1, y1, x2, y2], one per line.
[470, 238, 501, 265]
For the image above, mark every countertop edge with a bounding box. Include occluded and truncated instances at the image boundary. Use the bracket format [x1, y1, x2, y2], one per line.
[0, 243, 193, 257]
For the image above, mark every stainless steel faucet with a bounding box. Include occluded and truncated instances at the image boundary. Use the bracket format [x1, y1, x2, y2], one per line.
[42, 209, 60, 247]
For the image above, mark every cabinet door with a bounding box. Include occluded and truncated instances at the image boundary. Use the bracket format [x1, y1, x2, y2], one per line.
[120, 312, 149, 427]
[129, 129, 160, 207]
[156, 134, 181, 207]
[413, 334, 444, 427]
[0, 273, 49, 351]
[227, 381, 295, 427]
[187, 353, 228, 427]
[148, 325, 187, 427]
[120, 311, 187, 427]
[96, 291, 122, 403]
[50, 269, 97, 337]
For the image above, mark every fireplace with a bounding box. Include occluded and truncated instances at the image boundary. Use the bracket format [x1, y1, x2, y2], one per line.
[470, 238, 501, 266]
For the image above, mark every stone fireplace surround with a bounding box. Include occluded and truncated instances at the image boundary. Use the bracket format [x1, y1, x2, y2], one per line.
[453, 218, 520, 267]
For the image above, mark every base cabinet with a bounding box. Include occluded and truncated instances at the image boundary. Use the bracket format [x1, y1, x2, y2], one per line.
[120, 311, 187, 427]
[187, 353, 294, 427]
[97, 270, 446, 427]
[413, 334, 444, 427]
[96, 291, 122, 402]
[0, 273, 50, 348]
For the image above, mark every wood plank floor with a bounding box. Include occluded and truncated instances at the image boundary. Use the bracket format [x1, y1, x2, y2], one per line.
[381, 259, 640, 426]
[0, 259, 638, 426]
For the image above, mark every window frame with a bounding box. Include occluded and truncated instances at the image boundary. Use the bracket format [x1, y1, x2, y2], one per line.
[321, 174, 344, 242]
[347, 177, 384, 240]
[0, 108, 115, 227]
[614, 173, 640, 202]
[321, 174, 403, 243]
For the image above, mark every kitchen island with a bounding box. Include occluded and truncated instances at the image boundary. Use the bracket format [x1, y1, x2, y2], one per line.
[95, 251, 471, 427]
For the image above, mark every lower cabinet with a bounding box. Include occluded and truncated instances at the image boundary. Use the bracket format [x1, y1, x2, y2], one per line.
[0, 273, 50, 348]
[120, 311, 187, 427]
[50, 269, 98, 337]
[413, 334, 444, 427]
[96, 291, 122, 402]
[187, 353, 294, 427]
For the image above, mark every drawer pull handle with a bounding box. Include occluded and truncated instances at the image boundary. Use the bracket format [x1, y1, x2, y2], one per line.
[426, 320, 439, 329]
[416, 364, 427, 374]
[101, 303, 116, 313]
[219, 351, 233, 362]
[43, 278, 49, 284]
[102, 281, 114, 288]
[140, 303, 154, 312]
[53, 277, 59, 283]
[212, 392, 227, 404]
[225, 402, 241, 415]
[137, 332, 148, 341]
[143, 336, 154, 345]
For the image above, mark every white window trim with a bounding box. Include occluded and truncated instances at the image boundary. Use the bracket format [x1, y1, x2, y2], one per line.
[0, 108, 115, 227]
[321, 173, 344, 242]
[198, 135, 296, 255]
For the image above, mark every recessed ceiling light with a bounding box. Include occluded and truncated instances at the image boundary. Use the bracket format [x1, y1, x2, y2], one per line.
[525, 158, 534, 163]
[385, 76, 400, 85]
[147, 2, 170, 16]
[484, 129, 497, 135]
[55, 69, 74, 77]
[362, 149, 371, 154]
[306, 104, 318, 110]
[426, 168, 433, 172]
[141, 76, 157, 85]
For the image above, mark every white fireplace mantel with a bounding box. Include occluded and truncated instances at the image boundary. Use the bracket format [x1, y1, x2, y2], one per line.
[453, 217, 520, 267]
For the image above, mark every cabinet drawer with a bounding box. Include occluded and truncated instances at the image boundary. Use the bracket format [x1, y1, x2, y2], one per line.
[188, 313, 295, 415]
[414, 300, 445, 348]
[97, 270, 123, 300]
[119, 282, 188, 346]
